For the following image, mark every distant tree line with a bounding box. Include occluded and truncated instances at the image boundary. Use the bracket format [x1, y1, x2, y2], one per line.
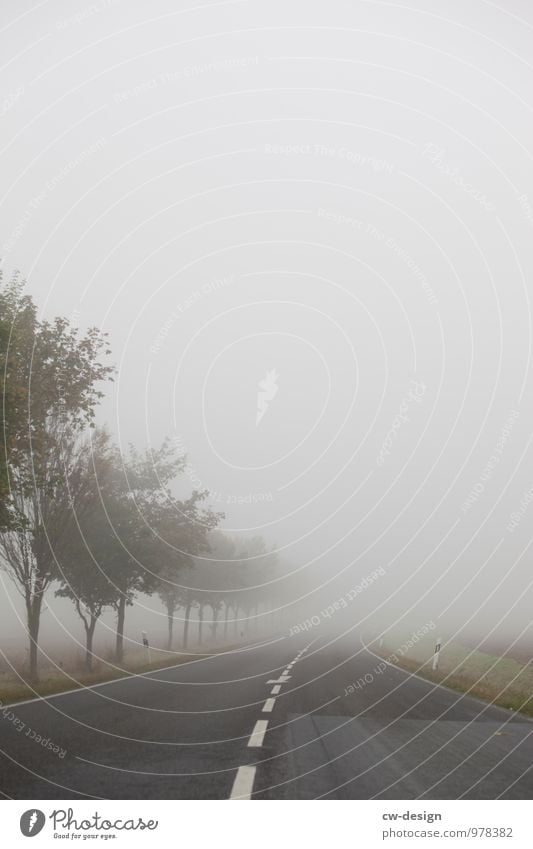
[0, 273, 279, 680]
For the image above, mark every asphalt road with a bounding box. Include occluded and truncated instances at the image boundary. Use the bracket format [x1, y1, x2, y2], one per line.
[0, 634, 532, 799]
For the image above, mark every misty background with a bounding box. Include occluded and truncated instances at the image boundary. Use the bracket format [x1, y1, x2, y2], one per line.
[1, 0, 533, 666]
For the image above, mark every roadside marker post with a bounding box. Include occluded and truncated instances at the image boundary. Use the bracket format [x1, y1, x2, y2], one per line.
[432, 636, 442, 671]
[142, 631, 151, 663]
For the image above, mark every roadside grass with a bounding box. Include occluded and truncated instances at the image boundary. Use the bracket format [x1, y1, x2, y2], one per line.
[377, 637, 533, 719]
[0, 643, 242, 706]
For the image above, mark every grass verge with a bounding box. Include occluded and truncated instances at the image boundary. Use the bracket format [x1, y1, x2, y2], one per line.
[0, 645, 231, 706]
[376, 638, 533, 719]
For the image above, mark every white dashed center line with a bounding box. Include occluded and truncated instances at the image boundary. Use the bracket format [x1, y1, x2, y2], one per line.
[228, 642, 318, 798]
[248, 719, 268, 747]
[230, 765, 256, 799]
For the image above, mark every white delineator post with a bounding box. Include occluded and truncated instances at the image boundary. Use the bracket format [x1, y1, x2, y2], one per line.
[142, 631, 151, 663]
[432, 636, 442, 671]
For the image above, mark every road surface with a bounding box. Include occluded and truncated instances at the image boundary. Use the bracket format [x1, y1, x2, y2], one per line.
[0, 634, 532, 799]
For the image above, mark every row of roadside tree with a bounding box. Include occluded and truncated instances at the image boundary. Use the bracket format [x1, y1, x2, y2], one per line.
[0, 272, 279, 680]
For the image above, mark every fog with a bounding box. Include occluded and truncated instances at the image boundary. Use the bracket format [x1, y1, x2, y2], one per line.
[1, 0, 532, 668]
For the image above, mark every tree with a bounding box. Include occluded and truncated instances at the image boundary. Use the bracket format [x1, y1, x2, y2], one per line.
[153, 491, 222, 652]
[235, 536, 278, 635]
[100, 440, 222, 662]
[103, 439, 184, 663]
[0, 425, 104, 680]
[180, 589, 198, 651]
[180, 532, 279, 646]
[0, 312, 12, 528]
[157, 564, 187, 651]
[0, 278, 112, 680]
[0, 273, 33, 530]
[205, 533, 279, 640]
[197, 531, 237, 642]
[54, 430, 119, 671]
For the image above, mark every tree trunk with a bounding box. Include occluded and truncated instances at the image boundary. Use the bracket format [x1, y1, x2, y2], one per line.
[167, 602, 175, 650]
[85, 615, 97, 672]
[198, 605, 204, 645]
[223, 603, 230, 640]
[27, 582, 44, 682]
[115, 596, 126, 663]
[183, 603, 192, 649]
[211, 605, 220, 641]
[28, 606, 41, 682]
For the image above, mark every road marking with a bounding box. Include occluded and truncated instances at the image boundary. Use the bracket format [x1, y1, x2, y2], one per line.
[270, 684, 281, 694]
[230, 765, 256, 799]
[300, 638, 318, 653]
[262, 697, 276, 712]
[267, 676, 291, 683]
[248, 720, 268, 747]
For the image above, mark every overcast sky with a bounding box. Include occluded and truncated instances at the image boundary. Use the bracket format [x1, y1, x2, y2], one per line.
[1, 0, 533, 652]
